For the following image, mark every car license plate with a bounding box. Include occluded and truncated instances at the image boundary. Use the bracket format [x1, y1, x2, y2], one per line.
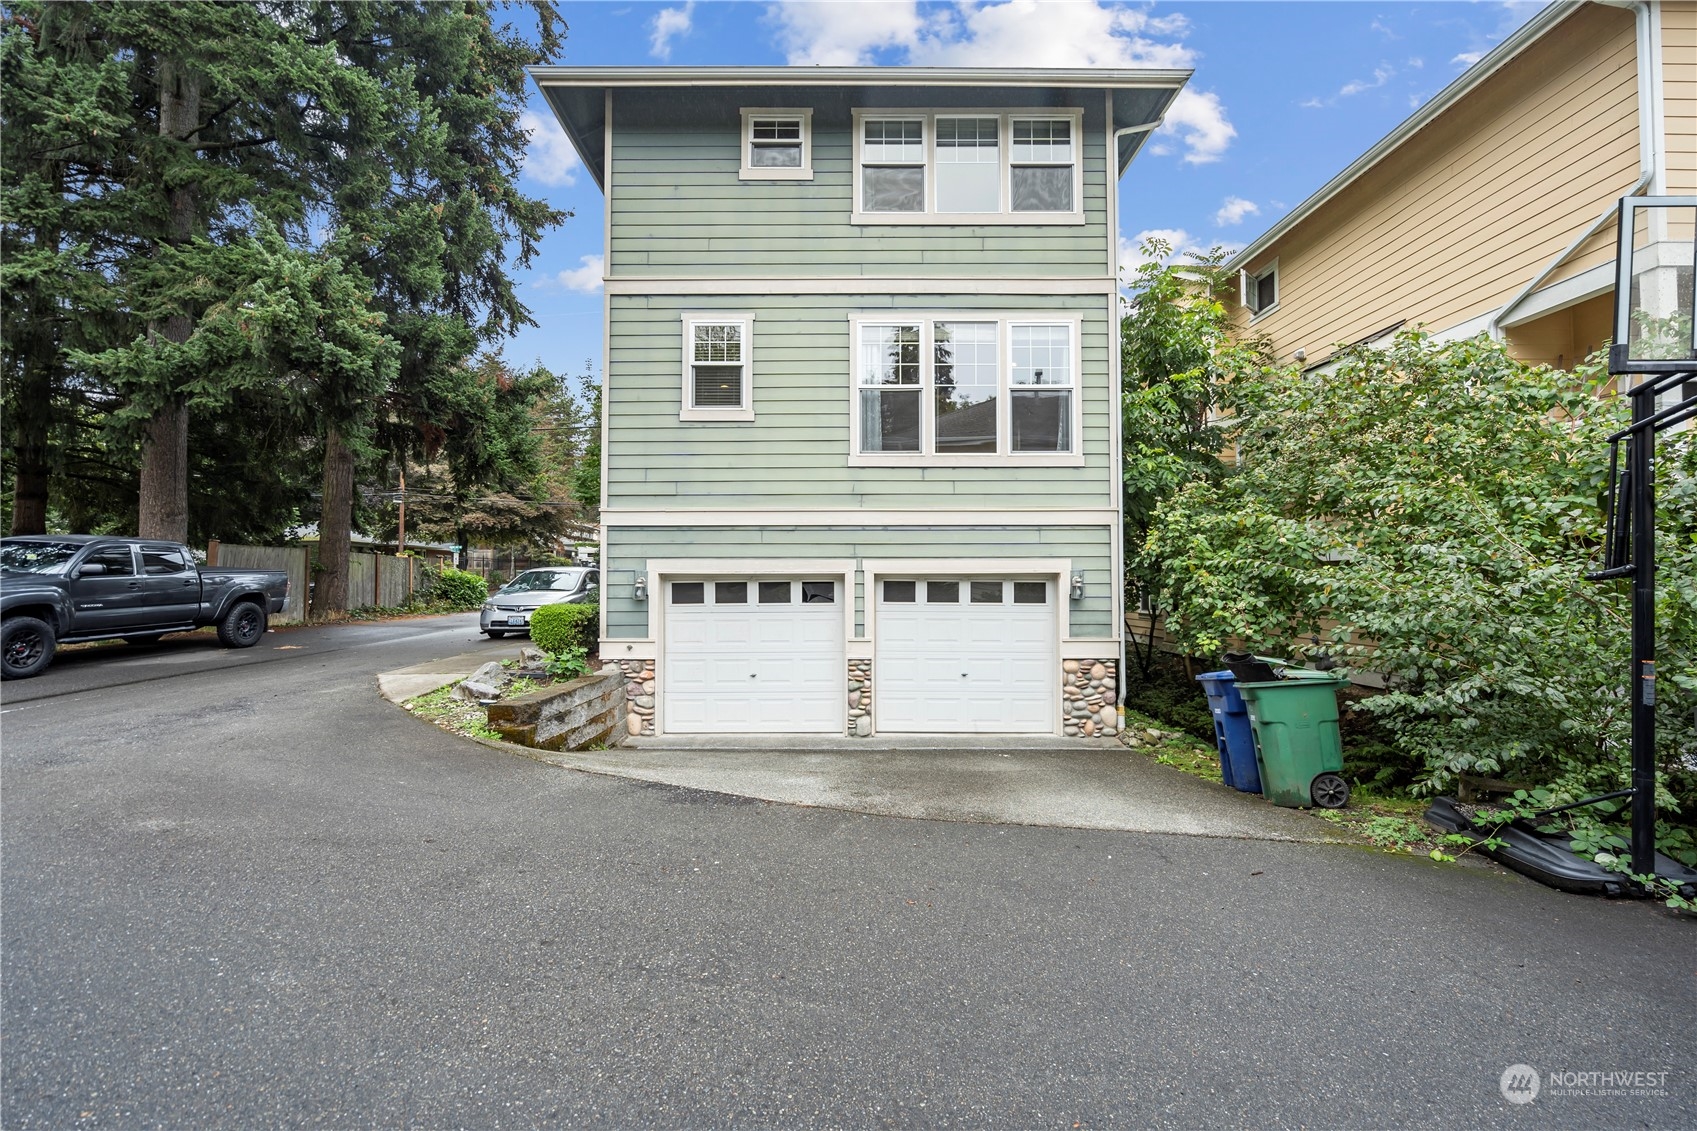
[507, 615, 527, 626]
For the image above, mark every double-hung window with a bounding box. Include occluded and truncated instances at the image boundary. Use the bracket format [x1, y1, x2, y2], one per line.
[852, 315, 1080, 464]
[739, 108, 812, 180]
[680, 314, 754, 421]
[854, 109, 1084, 223]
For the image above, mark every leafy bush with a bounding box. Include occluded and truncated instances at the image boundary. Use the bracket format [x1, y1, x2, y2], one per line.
[530, 601, 597, 655]
[1147, 331, 1697, 813]
[425, 565, 488, 610]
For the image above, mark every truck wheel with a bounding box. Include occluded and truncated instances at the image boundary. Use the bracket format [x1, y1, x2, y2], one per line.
[217, 602, 267, 648]
[2, 616, 56, 679]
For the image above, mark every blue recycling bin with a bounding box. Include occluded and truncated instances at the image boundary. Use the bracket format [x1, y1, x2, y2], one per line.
[1196, 670, 1262, 793]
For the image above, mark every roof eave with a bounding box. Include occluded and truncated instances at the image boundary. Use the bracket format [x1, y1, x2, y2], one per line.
[526, 65, 1192, 89]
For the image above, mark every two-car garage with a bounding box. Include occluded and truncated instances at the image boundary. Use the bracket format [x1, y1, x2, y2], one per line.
[659, 571, 1058, 735]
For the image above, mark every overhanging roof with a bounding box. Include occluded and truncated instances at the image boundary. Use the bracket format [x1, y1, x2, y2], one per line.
[526, 66, 1191, 191]
[1226, 1, 1583, 272]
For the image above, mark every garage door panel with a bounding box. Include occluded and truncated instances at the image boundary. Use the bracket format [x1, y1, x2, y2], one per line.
[664, 578, 843, 734]
[876, 578, 1054, 734]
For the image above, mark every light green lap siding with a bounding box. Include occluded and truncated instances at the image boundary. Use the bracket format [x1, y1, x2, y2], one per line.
[608, 292, 1114, 510]
[602, 524, 1116, 640]
[609, 91, 1109, 277]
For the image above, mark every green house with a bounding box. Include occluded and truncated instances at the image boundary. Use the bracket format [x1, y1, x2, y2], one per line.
[529, 66, 1187, 738]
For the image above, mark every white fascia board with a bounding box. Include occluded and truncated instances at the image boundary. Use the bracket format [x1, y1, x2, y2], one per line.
[600, 508, 1119, 527]
[604, 277, 1117, 296]
[1225, 1, 1583, 272]
[528, 66, 1191, 90]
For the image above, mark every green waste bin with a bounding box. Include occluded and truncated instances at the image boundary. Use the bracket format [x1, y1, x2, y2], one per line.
[1235, 671, 1351, 808]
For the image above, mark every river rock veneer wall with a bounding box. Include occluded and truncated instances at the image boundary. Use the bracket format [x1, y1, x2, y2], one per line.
[616, 658, 655, 737]
[1063, 659, 1118, 737]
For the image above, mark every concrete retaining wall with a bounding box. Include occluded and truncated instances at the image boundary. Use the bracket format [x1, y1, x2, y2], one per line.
[486, 670, 628, 751]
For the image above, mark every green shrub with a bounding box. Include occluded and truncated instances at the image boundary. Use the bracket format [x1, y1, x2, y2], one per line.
[426, 565, 488, 610]
[530, 601, 597, 655]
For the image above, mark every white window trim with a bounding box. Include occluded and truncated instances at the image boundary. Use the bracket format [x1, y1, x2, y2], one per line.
[680, 312, 755, 422]
[848, 312, 1085, 468]
[739, 107, 812, 181]
[1242, 259, 1279, 322]
[851, 108, 1086, 226]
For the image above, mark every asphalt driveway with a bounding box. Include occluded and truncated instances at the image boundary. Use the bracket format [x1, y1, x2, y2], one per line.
[3, 613, 1692, 1128]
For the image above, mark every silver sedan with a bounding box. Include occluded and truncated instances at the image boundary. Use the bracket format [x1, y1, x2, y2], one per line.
[479, 567, 599, 638]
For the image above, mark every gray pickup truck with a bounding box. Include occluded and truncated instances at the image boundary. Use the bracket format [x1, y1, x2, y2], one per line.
[1, 535, 290, 679]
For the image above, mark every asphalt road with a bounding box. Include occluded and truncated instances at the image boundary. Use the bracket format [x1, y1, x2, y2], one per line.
[3, 614, 1693, 1129]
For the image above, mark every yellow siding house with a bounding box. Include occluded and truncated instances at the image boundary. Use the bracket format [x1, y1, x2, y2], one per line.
[1228, 0, 1695, 370]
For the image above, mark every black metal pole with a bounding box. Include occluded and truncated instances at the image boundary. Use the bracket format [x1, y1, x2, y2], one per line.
[1628, 387, 1656, 877]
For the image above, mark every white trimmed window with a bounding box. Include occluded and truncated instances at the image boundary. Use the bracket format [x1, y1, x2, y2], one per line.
[1242, 261, 1278, 317]
[854, 109, 1084, 224]
[681, 314, 754, 421]
[851, 314, 1081, 465]
[740, 108, 812, 180]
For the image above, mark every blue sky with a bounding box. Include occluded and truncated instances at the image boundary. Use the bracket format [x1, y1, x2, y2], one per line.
[503, 0, 1547, 376]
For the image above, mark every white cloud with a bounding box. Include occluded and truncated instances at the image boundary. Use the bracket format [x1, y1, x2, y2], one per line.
[1119, 229, 1196, 276]
[1451, 50, 1485, 67]
[1369, 18, 1399, 40]
[767, 0, 923, 65]
[765, 1, 1231, 164]
[1214, 196, 1259, 227]
[554, 254, 605, 294]
[906, 0, 1197, 69]
[1157, 87, 1235, 165]
[650, 2, 695, 60]
[1338, 64, 1394, 97]
[520, 109, 580, 187]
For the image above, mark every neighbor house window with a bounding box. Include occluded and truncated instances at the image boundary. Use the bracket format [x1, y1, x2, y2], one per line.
[854, 109, 1083, 223]
[680, 314, 754, 421]
[851, 315, 1081, 464]
[1243, 261, 1278, 316]
[740, 108, 812, 180]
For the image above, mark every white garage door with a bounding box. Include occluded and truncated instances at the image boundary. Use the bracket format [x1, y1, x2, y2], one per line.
[875, 578, 1055, 733]
[664, 578, 844, 734]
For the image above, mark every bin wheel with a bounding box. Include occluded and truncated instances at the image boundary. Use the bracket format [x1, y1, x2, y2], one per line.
[1310, 773, 1350, 809]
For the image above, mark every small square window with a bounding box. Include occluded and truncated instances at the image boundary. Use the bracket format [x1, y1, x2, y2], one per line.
[1013, 581, 1047, 604]
[926, 580, 960, 604]
[715, 581, 748, 604]
[672, 582, 705, 604]
[759, 581, 792, 604]
[801, 581, 835, 604]
[1244, 263, 1278, 316]
[883, 580, 916, 603]
[970, 581, 1003, 604]
[741, 109, 812, 180]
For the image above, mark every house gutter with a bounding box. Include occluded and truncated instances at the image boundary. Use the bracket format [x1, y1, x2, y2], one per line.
[1112, 117, 1167, 713]
[1489, 0, 1664, 339]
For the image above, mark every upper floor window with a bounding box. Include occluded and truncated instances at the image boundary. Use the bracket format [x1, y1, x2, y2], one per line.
[680, 314, 755, 422]
[1243, 261, 1278, 317]
[852, 110, 1085, 225]
[740, 108, 812, 181]
[851, 314, 1082, 466]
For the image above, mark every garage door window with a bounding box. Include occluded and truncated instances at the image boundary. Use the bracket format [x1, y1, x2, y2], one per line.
[883, 579, 916, 602]
[759, 581, 792, 603]
[970, 581, 1003, 603]
[672, 581, 705, 603]
[715, 581, 748, 603]
[801, 581, 835, 603]
[1013, 581, 1047, 603]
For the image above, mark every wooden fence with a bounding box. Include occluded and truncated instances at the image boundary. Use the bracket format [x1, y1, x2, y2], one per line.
[207, 542, 432, 623]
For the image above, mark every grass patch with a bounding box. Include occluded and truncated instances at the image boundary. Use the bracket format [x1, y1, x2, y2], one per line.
[405, 685, 504, 742]
[1120, 706, 1467, 858]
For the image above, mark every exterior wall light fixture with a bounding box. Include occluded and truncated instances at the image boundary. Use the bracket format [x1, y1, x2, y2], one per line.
[634, 576, 648, 601]
[1069, 574, 1085, 601]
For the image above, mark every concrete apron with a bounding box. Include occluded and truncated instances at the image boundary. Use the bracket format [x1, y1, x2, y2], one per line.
[379, 653, 1346, 844]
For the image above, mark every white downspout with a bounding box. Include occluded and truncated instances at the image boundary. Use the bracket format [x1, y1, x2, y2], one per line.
[1489, 0, 1663, 340]
[1110, 115, 1166, 713]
